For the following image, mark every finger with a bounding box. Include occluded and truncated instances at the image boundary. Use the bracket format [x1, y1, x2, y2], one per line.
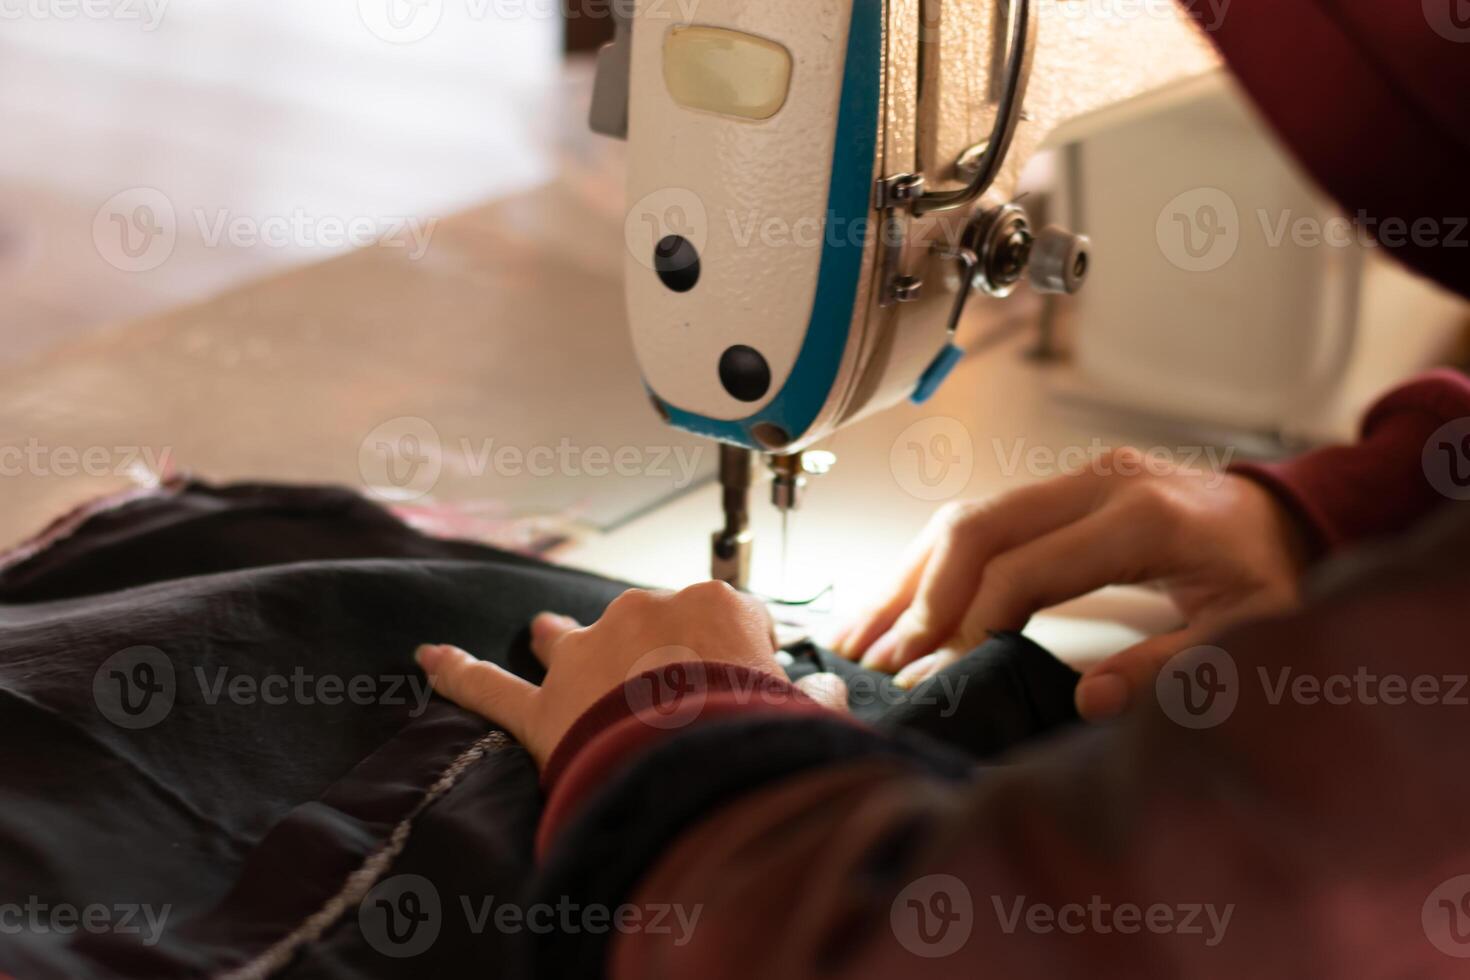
[893, 646, 967, 690]
[867, 476, 1109, 672]
[794, 673, 850, 712]
[834, 510, 954, 659]
[416, 644, 537, 741]
[529, 612, 582, 666]
[942, 504, 1173, 664]
[1074, 628, 1207, 722]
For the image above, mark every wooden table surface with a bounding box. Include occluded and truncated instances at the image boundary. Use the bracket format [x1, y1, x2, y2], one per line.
[0, 60, 715, 555]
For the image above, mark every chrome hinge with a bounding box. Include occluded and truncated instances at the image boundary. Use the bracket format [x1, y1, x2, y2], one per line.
[874, 174, 927, 306]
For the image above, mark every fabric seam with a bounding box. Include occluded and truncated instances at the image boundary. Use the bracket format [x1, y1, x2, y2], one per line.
[217, 731, 509, 980]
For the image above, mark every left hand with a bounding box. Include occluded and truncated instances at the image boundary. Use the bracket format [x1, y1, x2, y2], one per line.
[417, 582, 842, 767]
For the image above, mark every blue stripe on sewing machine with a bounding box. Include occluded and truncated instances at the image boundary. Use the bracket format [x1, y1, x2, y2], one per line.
[660, 0, 882, 451]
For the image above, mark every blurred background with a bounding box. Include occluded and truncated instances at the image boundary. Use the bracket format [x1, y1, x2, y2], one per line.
[0, 0, 616, 364]
[0, 2, 703, 557]
[1, 3, 1464, 631]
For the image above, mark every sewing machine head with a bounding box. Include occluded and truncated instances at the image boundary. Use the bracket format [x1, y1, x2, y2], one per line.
[591, 0, 1218, 455]
[590, 0, 1220, 585]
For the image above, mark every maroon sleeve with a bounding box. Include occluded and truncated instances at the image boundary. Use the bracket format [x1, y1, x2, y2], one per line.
[1232, 370, 1470, 557]
[1185, 0, 1470, 299]
[535, 663, 844, 856]
[602, 509, 1470, 979]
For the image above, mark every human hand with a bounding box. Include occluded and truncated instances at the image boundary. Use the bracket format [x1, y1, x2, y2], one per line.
[834, 450, 1310, 720]
[416, 582, 842, 767]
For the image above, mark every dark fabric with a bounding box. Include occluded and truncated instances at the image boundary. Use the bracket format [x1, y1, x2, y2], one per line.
[0, 483, 1080, 980]
[779, 633, 1080, 748]
[872, 632, 1081, 753]
[0, 484, 617, 979]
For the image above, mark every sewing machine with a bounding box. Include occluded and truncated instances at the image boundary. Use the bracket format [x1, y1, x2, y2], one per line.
[586, 0, 1227, 588]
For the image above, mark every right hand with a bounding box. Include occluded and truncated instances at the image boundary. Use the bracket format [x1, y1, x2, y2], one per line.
[833, 450, 1311, 720]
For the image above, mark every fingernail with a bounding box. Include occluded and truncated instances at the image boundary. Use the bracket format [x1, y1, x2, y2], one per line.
[417, 643, 461, 675]
[415, 644, 452, 673]
[1075, 673, 1129, 721]
[894, 653, 938, 690]
[860, 628, 901, 670]
[796, 673, 850, 712]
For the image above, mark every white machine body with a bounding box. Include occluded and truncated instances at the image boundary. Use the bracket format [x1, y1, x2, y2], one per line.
[592, 0, 1221, 452]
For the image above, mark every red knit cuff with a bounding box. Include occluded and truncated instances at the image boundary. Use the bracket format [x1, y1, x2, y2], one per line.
[1232, 370, 1470, 556]
[536, 663, 841, 856]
